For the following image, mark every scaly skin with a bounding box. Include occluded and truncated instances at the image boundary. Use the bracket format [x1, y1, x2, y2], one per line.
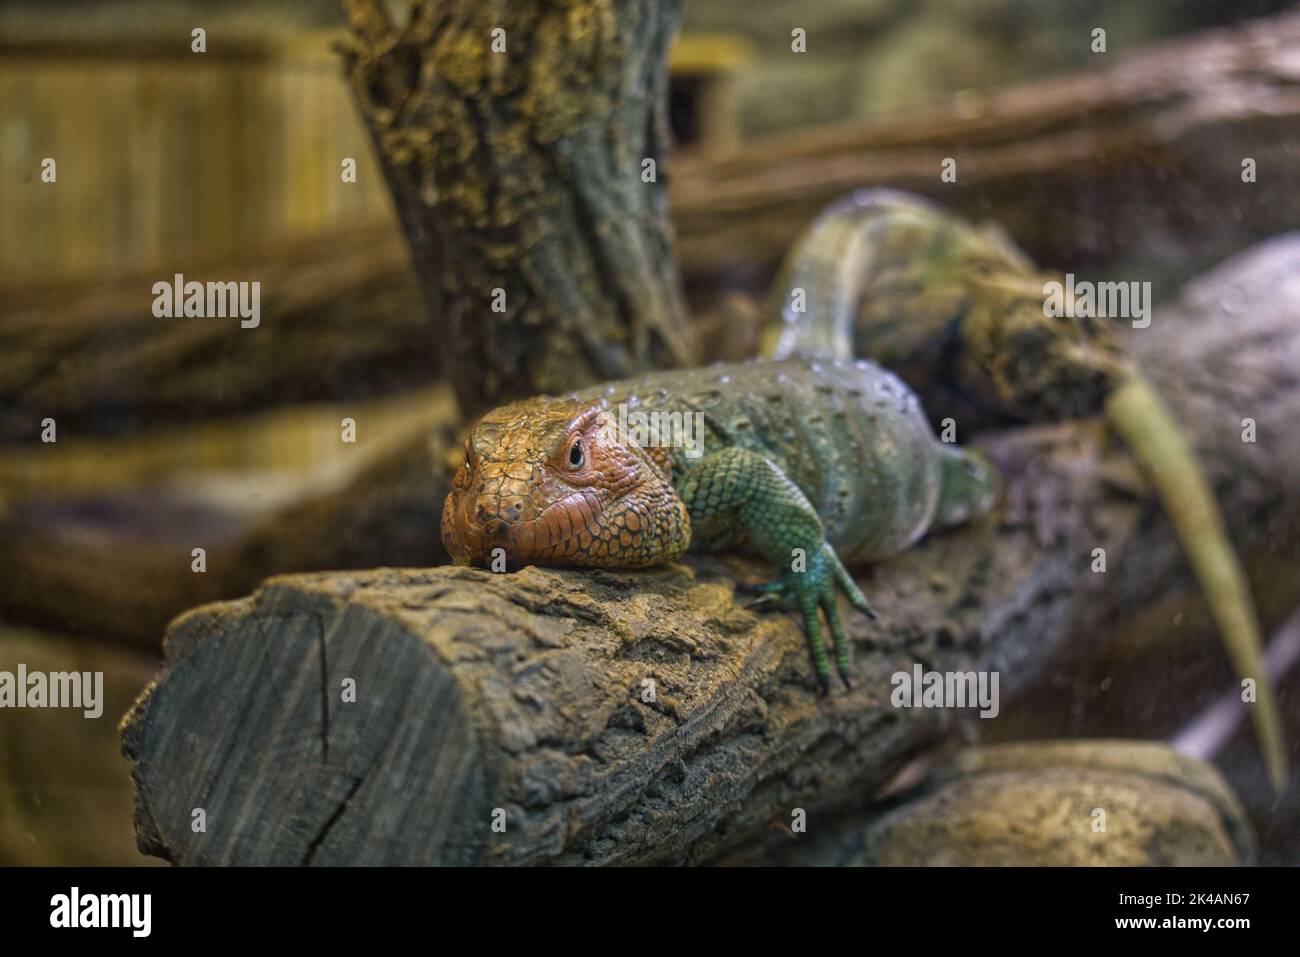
[764, 188, 1127, 426]
[443, 358, 997, 693]
[763, 188, 1287, 790]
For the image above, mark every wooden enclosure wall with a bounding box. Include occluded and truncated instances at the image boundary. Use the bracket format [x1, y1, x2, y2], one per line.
[0, 31, 396, 286]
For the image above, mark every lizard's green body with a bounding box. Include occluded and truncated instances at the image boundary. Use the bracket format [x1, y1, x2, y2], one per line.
[579, 359, 991, 563]
[443, 357, 995, 692]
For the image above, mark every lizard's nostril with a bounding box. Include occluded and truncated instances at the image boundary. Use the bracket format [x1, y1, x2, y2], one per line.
[475, 496, 501, 524]
[477, 496, 522, 526]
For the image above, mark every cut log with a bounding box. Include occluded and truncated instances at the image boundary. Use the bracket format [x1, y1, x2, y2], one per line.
[121, 417, 1098, 865]
[119, 237, 1300, 864]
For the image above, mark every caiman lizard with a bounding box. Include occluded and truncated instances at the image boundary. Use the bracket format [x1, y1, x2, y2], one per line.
[443, 358, 996, 693]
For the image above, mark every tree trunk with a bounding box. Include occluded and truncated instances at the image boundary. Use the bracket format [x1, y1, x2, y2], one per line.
[339, 0, 697, 417]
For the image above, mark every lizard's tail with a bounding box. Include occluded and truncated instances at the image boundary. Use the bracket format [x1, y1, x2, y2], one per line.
[761, 188, 1035, 365]
[761, 189, 914, 362]
[1105, 376, 1287, 792]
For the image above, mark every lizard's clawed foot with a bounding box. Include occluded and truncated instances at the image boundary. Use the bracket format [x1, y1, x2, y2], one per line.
[750, 543, 876, 694]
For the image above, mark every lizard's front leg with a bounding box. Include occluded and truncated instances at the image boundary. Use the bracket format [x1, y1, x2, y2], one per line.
[678, 447, 876, 694]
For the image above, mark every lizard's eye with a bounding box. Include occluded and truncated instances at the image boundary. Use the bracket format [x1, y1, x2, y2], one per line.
[568, 438, 585, 470]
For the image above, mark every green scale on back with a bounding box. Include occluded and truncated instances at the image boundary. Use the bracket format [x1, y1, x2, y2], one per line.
[574, 358, 993, 563]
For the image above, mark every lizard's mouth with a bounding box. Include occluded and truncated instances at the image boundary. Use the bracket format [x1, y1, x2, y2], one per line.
[442, 483, 619, 568]
[442, 475, 683, 569]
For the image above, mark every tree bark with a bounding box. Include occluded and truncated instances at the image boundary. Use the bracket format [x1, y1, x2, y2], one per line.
[0, 228, 424, 443]
[119, 237, 1300, 865]
[723, 742, 1255, 866]
[339, 0, 697, 417]
[673, 8, 1300, 293]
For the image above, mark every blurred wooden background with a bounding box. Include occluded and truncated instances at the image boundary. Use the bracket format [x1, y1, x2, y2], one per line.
[0, 30, 393, 286]
[0, 27, 760, 288]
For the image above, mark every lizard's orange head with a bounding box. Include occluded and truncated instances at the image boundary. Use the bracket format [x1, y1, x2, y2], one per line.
[441, 398, 688, 569]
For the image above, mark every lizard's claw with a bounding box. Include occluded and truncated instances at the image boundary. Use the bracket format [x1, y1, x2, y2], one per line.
[827, 547, 878, 620]
[738, 580, 798, 611]
[752, 543, 875, 694]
